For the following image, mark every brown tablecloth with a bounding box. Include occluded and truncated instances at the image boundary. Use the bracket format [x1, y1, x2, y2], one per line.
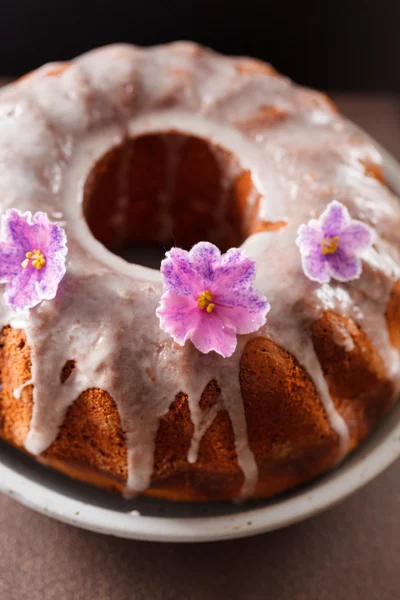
[1, 94, 400, 600]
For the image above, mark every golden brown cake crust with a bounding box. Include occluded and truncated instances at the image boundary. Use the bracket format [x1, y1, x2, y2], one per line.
[0, 309, 397, 501]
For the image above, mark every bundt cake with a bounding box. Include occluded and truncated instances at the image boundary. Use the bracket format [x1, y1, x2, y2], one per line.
[0, 42, 400, 502]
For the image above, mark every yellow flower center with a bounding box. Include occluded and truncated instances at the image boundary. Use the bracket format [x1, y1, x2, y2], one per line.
[197, 289, 215, 313]
[21, 249, 46, 270]
[321, 236, 340, 255]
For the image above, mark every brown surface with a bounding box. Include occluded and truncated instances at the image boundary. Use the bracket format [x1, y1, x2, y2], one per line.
[0, 93, 400, 598]
[0, 462, 399, 600]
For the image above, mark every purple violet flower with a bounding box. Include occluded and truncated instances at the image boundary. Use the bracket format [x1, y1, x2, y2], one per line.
[296, 200, 374, 284]
[0, 209, 68, 310]
[156, 242, 270, 358]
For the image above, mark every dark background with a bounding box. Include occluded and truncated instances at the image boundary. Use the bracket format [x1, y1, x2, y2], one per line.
[0, 0, 398, 90]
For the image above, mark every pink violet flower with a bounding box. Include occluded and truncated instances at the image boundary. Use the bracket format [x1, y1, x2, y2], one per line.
[156, 242, 270, 358]
[296, 200, 374, 284]
[0, 209, 68, 310]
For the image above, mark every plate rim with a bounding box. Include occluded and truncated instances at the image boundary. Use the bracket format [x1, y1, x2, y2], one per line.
[1, 138, 400, 543]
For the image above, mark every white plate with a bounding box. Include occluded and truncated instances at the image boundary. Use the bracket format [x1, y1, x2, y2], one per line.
[1, 142, 400, 543]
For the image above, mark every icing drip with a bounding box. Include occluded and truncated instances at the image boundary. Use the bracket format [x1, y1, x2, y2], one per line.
[111, 137, 133, 243]
[157, 134, 184, 241]
[0, 42, 399, 499]
[186, 402, 220, 464]
[13, 379, 33, 400]
[292, 338, 350, 458]
[216, 342, 259, 498]
[331, 321, 355, 352]
[183, 338, 258, 497]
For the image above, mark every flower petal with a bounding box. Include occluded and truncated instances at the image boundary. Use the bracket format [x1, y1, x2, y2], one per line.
[296, 223, 323, 253]
[1, 209, 32, 250]
[301, 249, 331, 284]
[320, 201, 350, 237]
[157, 241, 269, 356]
[327, 249, 362, 282]
[190, 312, 237, 358]
[188, 242, 221, 288]
[339, 221, 374, 254]
[4, 267, 42, 310]
[0, 242, 25, 282]
[30, 212, 53, 248]
[0, 210, 68, 310]
[36, 256, 66, 300]
[160, 248, 199, 296]
[31, 211, 68, 258]
[214, 289, 270, 334]
[212, 247, 257, 295]
[156, 290, 200, 345]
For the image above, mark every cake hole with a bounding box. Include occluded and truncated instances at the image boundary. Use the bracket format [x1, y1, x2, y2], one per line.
[114, 243, 169, 270]
[60, 360, 76, 384]
[83, 132, 261, 267]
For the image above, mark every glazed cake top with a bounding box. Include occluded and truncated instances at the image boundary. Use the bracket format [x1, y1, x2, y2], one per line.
[1, 42, 400, 497]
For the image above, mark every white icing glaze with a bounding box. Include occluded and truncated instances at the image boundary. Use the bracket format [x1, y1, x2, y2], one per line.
[13, 378, 33, 400]
[1, 42, 400, 497]
[331, 321, 355, 352]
